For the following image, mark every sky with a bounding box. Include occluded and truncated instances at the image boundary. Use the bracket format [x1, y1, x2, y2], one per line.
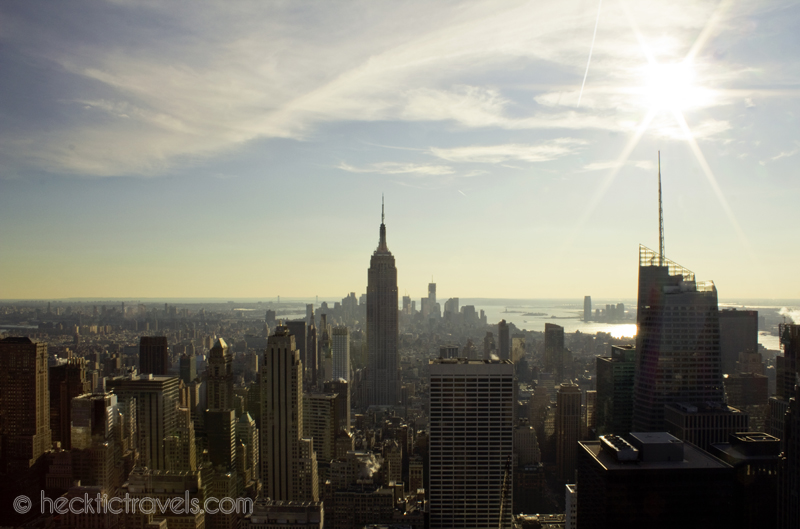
[1, 0, 799, 301]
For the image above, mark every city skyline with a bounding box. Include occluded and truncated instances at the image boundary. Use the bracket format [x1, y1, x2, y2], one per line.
[1, 1, 799, 301]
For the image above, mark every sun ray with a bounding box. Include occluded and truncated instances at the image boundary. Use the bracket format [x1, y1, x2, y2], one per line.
[618, 0, 656, 65]
[671, 109, 756, 260]
[685, 0, 734, 63]
[557, 108, 657, 263]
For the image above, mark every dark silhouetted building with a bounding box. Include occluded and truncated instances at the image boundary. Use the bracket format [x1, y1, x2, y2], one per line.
[710, 432, 780, 529]
[544, 323, 565, 382]
[556, 382, 582, 483]
[596, 345, 635, 436]
[139, 336, 169, 375]
[498, 319, 510, 361]
[49, 357, 92, 450]
[719, 309, 758, 374]
[632, 246, 724, 432]
[366, 201, 399, 407]
[0, 337, 51, 470]
[577, 432, 735, 529]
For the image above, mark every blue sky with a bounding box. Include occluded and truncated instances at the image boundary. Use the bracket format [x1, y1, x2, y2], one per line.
[1, 0, 798, 300]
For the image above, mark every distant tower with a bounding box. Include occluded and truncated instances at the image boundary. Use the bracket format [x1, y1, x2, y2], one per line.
[498, 320, 510, 361]
[366, 197, 399, 407]
[545, 323, 565, 381]
[584, 296, 592, 322]
[207, 338, 233, 410]
[139, 336, 169, 375]
[261, 325, 318, 501]
[483, 331, 495, 360]
[555, 383, 582, 483]
[332, 326, 350, 382]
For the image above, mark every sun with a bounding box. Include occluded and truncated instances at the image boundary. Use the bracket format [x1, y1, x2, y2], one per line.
[641, 61, 708, 113]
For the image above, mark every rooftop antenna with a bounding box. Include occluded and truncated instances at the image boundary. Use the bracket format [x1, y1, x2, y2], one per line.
[381, 193, 385, 224]
[658, 151, 665, 266]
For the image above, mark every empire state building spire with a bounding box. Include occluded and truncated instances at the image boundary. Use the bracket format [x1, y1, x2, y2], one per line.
[377, 194, 389, 253]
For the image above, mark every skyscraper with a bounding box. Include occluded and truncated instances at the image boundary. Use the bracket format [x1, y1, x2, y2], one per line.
[596, 345, 636, 436]
[0, 337, 51, 471]
[584, 296, 592, 322]
[332, 326, 350, 382]
[261, 325, 318, 501]
[555, 382, 582, 483]
[632, 245, 724, 432]
[107, 374, 179, 470]
[428, 358, 514, 529]
[366, 199, 399, 407]
[139, 336, 169, 375]
[207, 338, 233, 410]
[498, 319, 510, 361]
[544, 323, 565, 381]
[49, 357, 92, 450]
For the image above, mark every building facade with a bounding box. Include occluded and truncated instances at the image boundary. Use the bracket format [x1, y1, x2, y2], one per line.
[632, 246, 725, 432]
[428, 359, 514, 529]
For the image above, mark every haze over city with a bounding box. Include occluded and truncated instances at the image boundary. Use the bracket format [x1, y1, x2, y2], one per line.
[1, 0, 799, 300]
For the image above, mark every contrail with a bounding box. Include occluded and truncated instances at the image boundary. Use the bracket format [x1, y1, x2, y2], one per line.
[577, 0, 603, 107]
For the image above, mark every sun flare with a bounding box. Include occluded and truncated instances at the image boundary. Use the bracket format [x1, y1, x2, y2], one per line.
[641, 61, 708, 112]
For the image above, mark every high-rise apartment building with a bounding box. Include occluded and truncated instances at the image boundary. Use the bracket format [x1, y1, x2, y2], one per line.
[498, 319, 510, 361]
[596, 345, 636, 436]
[555, 382, 582, 483]
[428, 358, 514, 529]
[261, 325, 318, 501]
[632, 246, 724, 432]
[139, 336, 169, 375]
[366, 201, 399, 407]
[0, 337, 52, 470]
[332, 326, 350, 382]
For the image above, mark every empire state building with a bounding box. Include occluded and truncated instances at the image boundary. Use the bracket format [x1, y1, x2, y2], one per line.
[367, 199, 399, 406]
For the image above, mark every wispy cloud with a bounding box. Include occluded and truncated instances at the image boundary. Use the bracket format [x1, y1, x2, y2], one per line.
[580, 159, 655, 172]
[429, 139, 587, 164]
[0, 0, 774, 177]
[337, 162, 455, 176]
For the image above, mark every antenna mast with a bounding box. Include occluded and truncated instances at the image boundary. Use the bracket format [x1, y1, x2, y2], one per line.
[382, 193, 385, 224]
[658, 151, 664, 266]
